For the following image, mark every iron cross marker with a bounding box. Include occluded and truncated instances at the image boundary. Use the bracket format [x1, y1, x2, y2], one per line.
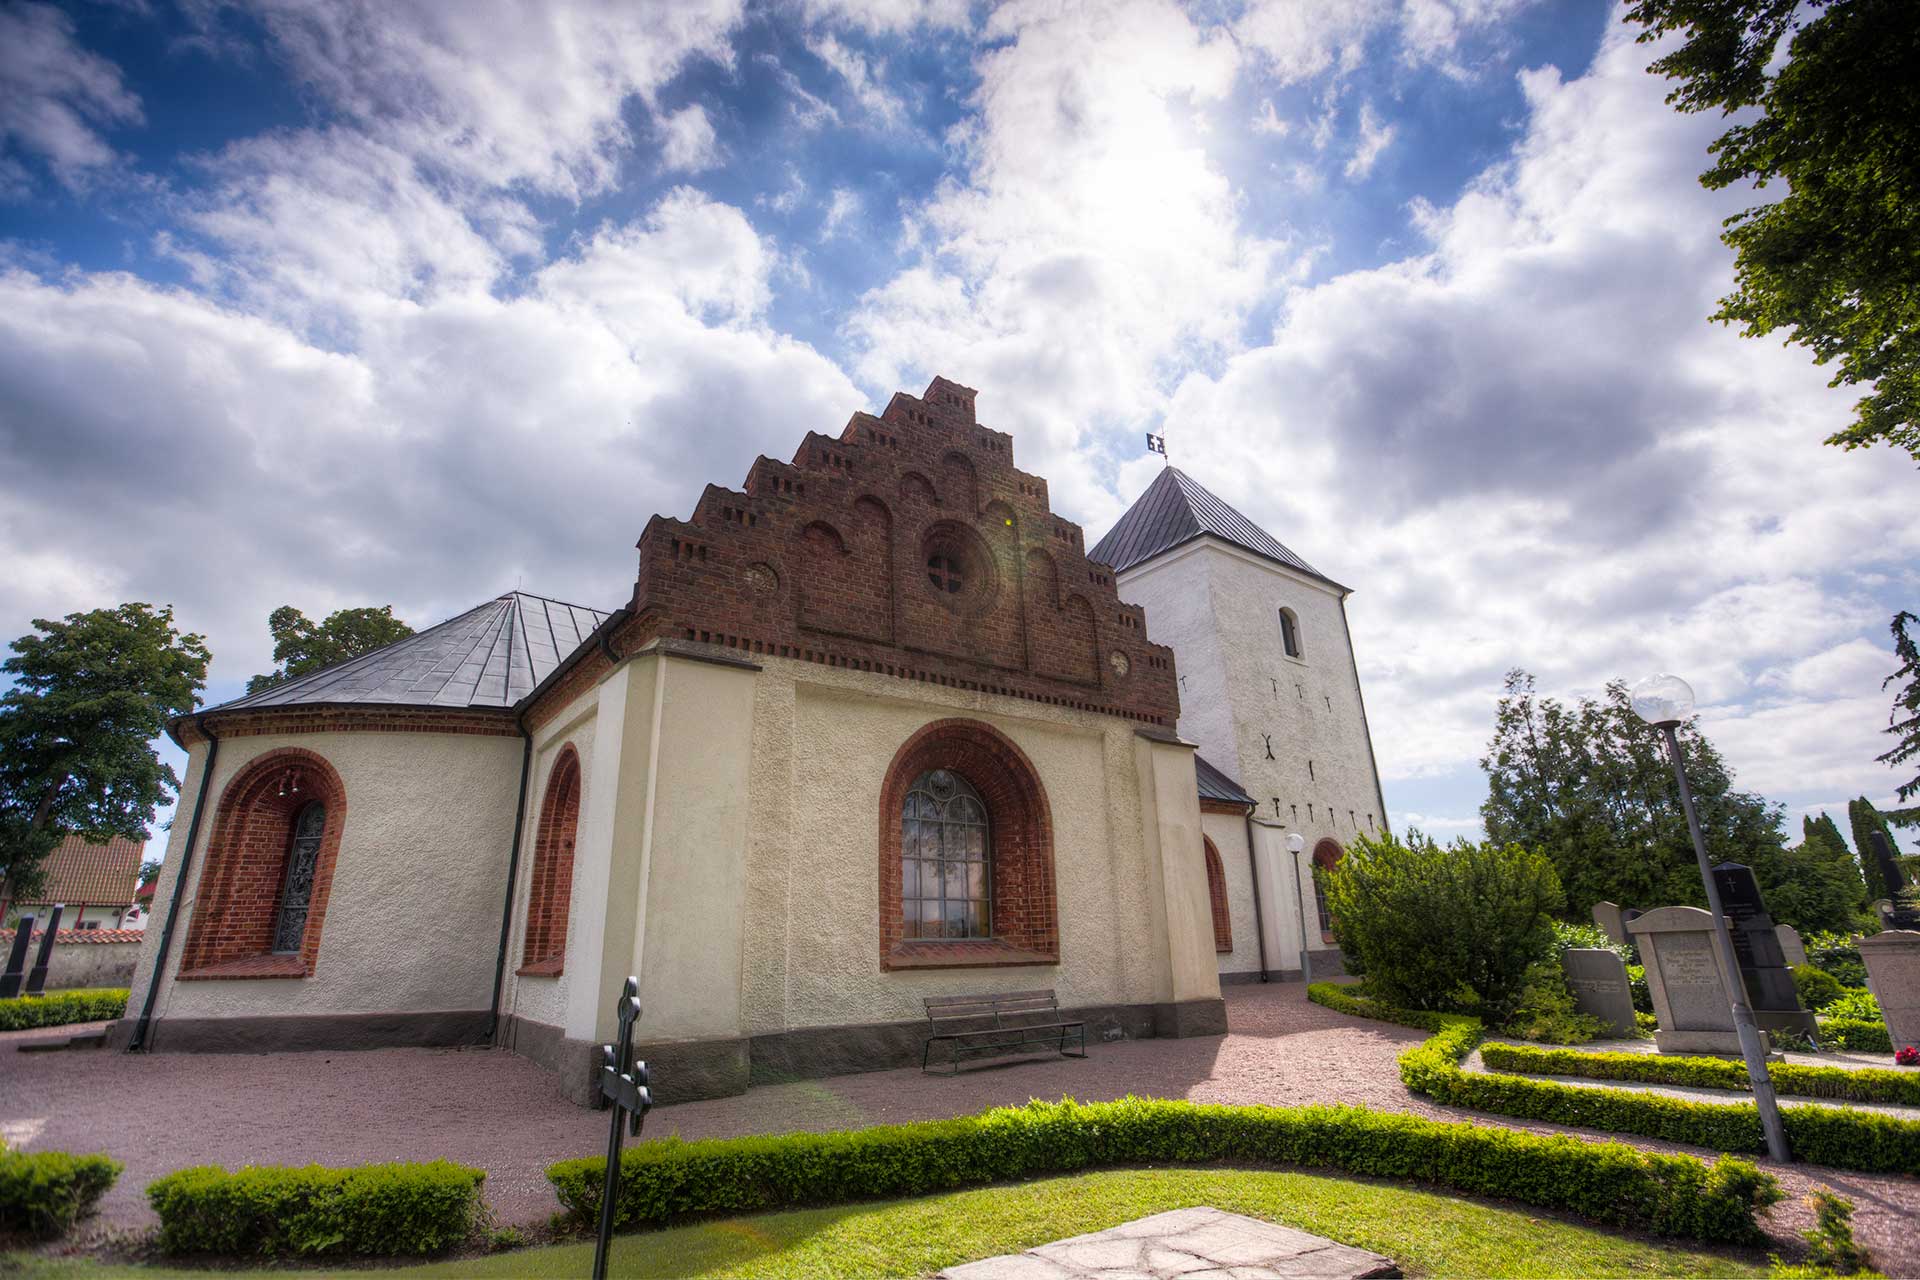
[592, 975, 653, 1280]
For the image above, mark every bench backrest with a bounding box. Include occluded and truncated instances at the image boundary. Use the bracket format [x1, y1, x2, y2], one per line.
[924, 989, 1061, 1033]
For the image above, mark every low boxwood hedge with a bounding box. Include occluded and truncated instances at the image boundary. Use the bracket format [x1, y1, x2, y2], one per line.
[1820, 1018, 1893, 1054]
[1480, 1042, 1920, 1107]
[1309, 983, 1920, 1176]
[0, 1146, 122, 1239]
[546, 1095, 1779, 1246]
[0, 988, 128, 1032]
[145, 1160, 485, 1256]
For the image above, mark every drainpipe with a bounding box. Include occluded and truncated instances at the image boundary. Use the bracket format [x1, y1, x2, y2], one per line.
[1242, 808, 1270, 982]
[128, 715, 218, 1053]
[485, 715, 534, 1045]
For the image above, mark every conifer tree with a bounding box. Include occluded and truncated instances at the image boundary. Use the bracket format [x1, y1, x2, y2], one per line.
[1848, 797, 1904, 902]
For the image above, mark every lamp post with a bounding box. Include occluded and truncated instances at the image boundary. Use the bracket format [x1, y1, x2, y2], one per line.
[1288, 832, 1311, 985]
[1629, 673, 1790, 1164]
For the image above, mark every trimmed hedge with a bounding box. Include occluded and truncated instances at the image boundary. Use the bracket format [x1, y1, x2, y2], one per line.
[1479, 1042, 1920, 1107]
[0, 988, 128, 1032]
[1308, 983, 1920, 1176]
[145, 1161, 485, 1256]
[546, 1095, 1779, 1246]
[0, 1147, 122, 1239]
[1821, 1018, 1893, 1054]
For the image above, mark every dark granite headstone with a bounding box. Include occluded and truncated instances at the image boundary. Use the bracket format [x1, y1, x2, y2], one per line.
[0, 913, 34, 999]
[24, 903, 63, 996]
[1868, 831, 1919, 927]
[1711, 863, 1817, 1039]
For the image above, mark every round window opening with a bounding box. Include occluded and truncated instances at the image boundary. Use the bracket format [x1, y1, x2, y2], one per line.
[927, 553, 964, 593]
[919, 523, 997, 613]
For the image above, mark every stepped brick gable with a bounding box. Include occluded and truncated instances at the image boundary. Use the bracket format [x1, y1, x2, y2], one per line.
[627, 376, 1180, 726]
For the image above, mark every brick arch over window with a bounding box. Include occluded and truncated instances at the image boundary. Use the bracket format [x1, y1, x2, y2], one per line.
[519, 746, 581, 976]
[1312, 838, 1343, 942]
[1203, 837, 1233, 953]
[178, 748, 346, 979]
[878, 718, 1056, 970]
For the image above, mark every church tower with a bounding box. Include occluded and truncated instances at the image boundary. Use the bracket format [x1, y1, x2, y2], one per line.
[1091, 467, 1387, 973]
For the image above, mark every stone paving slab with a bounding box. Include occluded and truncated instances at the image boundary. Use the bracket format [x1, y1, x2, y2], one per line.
[939, 1208, 1400, 1280]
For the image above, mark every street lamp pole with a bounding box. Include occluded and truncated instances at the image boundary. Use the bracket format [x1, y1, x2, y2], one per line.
[1288, 832, 1311, 986]
[1633, 675, 1791, 1164]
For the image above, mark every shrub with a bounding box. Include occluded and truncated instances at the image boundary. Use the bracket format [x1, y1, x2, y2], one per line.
[1792, 966, 1846, 1012]
[145, 1161, 484, 1256]
[1308, 984, 1920, 1177]
[1819, 989, 1881, 1022]
[0, 989, 129, 1032]
[1322, 832, 1563, 1020]
[1820, 1020, 1892, 1054]
[1626, 964, 1654, 1014]
[1502, 958, 1609, 1044]
[1479, 1043, 1920, 1108]
[546, 1094, 1778, 1246]
[0, 1147, 122, 1239]
[1802, 933, 1868, 989]
[1797, 1188, 1873, 1275]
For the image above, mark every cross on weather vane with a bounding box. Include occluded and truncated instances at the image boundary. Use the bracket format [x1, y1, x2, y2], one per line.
[1145, 432, 1167, 464]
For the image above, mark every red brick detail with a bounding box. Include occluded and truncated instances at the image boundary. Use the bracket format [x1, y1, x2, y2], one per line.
[519, 747, 581, 976]
[878, 718, 1057, 971]
[176, 748, 346, 979]
[178, 708, 518, 746]
[1313, 838, 1344, 943]
[625, 377, 1180, 729]
[1203, 837, 1233, 953]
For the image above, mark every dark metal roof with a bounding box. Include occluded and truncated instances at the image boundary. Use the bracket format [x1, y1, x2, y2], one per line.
[1195, 753, 1255, 808]
[207, 592, 611, 714]
[1088, 466, 1340, 587]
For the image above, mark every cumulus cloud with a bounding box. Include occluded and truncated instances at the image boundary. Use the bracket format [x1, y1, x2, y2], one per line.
[0, 2, 143, 195]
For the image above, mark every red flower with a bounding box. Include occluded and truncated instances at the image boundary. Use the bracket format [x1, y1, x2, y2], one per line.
[1898, 1045, 1920, 1067]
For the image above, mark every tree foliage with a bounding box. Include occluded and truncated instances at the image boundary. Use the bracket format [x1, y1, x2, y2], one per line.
[246, 605, 413, 694]
[0, 604, 209, 897]
[1758, 813, 1870, 934]
[1321, 829, 1563, 1020]
[1623, 0, 1920, 458]
[1480, 671, 1787, 919]
[1879, 611, 1920, 824]
[1847, 796, 1904, 899]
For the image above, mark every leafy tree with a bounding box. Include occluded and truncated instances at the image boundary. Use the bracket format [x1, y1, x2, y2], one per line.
[1480, 671, 1788, 919]
[1879, 611, 1920, 824]
[1624, 0, 1920, 459]
[247, 605, 413, 693]
[1322, 830, 1563, 1020]
[1848, 796, 1904, 900]
[0, 604, 209, 899]
[1754, 813, 1868, 934]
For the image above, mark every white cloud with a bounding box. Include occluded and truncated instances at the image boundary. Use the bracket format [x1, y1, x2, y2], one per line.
[807, 33, 910, 127]
[1251, 99, 1290, 137]
[820, 187, 862, 240]
[0, 2, 143, 195]
[1343, 100, 1395, 179]
[799, 0, 971, 34]
[659, 104, 722, 172]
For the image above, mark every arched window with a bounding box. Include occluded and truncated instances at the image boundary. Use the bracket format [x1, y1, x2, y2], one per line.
[1312, 838, 1343, 941]
[271, 801, 327, 954]
[1203, 838, 1233, 953]
[520, 747, 581, 975]
[901, 770, 990, 939]
[1279, 608, 1303, 659]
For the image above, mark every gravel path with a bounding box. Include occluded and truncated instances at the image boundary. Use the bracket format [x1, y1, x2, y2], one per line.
[4, 985, 1916, 1271]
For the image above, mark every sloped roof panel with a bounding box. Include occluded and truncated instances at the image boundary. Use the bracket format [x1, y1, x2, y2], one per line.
[1194, 754, 1255, 808]
[1088, 467, 1339, 588]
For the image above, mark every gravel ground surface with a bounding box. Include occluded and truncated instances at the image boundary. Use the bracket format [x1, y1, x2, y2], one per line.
[4, 984, 1916, 1272]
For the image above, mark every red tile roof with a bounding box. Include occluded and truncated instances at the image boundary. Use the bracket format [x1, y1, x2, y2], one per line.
[0, 927, 144, 945]
[14, 835, 144, 907]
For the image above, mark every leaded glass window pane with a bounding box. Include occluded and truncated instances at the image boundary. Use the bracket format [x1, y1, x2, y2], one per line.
[901, 769, 990, 940]
[272, 801, 326, 954]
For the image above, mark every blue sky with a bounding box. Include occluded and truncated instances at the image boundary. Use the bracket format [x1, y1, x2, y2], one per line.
[1, 0, 1915, 862]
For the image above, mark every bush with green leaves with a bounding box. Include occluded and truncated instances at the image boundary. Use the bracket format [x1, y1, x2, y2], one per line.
[0, 1146, 122, 1239]
[1803, 933, 1869, 989]
[1820, 1020, 1892, 1054]
[1793, 965, 1846, 1013]
[1501, 958, 1609, 1045]
[1625, 963, 1654, 1015]
[0, 988, 128, 1032]
[1321, 831, 1563, 1020]
[1308, 984, 1920, 1176]
[1478, 1044, 1920, 1108]
[1819, 989, 1881, 1022]
[145, 1160, 484, 1256]
[547, 1093, 1779, 1246]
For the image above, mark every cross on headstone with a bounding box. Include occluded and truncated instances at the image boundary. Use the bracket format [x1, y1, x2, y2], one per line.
[591, 975, 653, 1280]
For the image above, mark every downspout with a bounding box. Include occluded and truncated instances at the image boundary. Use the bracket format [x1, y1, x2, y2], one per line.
[127, 715, 218, 1053]
[1242, 806, 1270, 981]
[484, 716, 534, 1045]
[1338, 593, 1390, 836]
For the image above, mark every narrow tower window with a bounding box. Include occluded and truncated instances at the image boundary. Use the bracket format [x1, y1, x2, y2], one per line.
[1279, 608, 1303, 659]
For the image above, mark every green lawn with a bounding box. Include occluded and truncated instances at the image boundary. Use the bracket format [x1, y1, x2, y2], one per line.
[7, 1167, 1771, 1279]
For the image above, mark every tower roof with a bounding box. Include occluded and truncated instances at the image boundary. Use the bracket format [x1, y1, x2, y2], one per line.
[208, 592, 612, 714]
[1088, 466, 1341, 588]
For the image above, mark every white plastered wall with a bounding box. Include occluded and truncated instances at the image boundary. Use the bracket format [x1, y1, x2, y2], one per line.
[128, 729, 523, 1020]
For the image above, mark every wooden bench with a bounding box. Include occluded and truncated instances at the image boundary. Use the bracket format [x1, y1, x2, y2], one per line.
[921, 989, 1087, 1074]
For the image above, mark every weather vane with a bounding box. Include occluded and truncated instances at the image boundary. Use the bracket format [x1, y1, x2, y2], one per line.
[1145, 432, 1168, 464]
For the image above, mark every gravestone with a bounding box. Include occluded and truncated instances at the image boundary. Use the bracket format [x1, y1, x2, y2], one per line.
[1711, 863, 1818, 1040]
[1867, 831, 1919, 928]
[1858, 930, 1920, 1049]
[1629, 906, 1742, 1054]
[23, 903, 64, 996]
[1561, 948, 1637, 1036]
[1591, 902, 1628, 946]
[0, 914, 33, 999]
[1775, 924, 1807, 968]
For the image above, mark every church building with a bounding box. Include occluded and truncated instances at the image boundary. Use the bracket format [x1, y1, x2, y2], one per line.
[115, 378, 1384, 1103]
